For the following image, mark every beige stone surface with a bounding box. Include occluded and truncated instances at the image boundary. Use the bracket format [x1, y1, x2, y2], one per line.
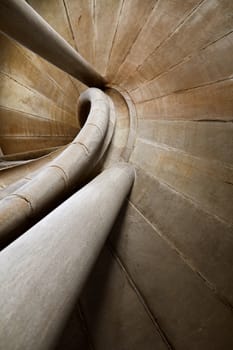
[80, 247, 168, 350]
[0, 88, 115, 246]
[130, 32, 233, 102]
[0, 33, 77, 115]
[94, 0, 124, 75]
[130, 138, 233, 224]
[106, 0, 156, 81]
[0, 0, 233, 349]
[135, 79, 233, 121]
[137, 119, 233, 165]
[129, 169, 233, 306]
[109, 202, 233, 349]
[115, 0, 201, 85]
[0, 163, 135, 350]
[134, 0, 233, 83]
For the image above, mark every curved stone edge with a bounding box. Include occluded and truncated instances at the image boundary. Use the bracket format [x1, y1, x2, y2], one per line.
[0, 163, 135, 350]
[103, 84, 137, 166]
[111, 85, 138, 161]
[0, 88, 115, 246]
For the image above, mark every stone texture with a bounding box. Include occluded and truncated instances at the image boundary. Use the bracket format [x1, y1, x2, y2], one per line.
[137, 119, 233, 165]
[0, 0, 106, 88]
[109, 202, 233, 350]
[80, 247, 168, 350]
[129, 168, 233, 306]
[130, 138, 233, 224]
[0, 163, 135, 350]
[0, 1, 233, 349]
[0, 88, 115, 245]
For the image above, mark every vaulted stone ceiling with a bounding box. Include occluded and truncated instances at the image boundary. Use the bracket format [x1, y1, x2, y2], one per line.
[0, 1, 233, 349]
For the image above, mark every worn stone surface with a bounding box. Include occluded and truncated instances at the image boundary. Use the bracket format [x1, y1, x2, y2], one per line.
[109, 202, 233, 349]
[80, 247, 168, 350]
[0, 88, 115, 245]
[137, 119, 233, 165]
[130, 138, 233, 224]
[0, 0, 106, 88]
[54, 309, 91, 350]
[129, 168, 233, 306]
[0, 1, 233, 349]
[0, 164, 135, 350]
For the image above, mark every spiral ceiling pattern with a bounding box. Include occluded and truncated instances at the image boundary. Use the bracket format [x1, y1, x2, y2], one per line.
[0, 1, 233, 349]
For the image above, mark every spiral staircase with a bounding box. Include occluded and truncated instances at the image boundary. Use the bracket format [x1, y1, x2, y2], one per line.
[0, 1, 233, 349]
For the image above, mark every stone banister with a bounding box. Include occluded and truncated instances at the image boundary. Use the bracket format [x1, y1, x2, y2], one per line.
[0, 88, 116, 247]
[0, 0, 106, 88]
[0, 163, 135, 350]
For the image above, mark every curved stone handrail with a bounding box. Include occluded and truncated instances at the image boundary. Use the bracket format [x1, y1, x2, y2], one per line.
[0, 163, 135, 350]
[0, 0, 106, 88]
[0, 88, 116, 246]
